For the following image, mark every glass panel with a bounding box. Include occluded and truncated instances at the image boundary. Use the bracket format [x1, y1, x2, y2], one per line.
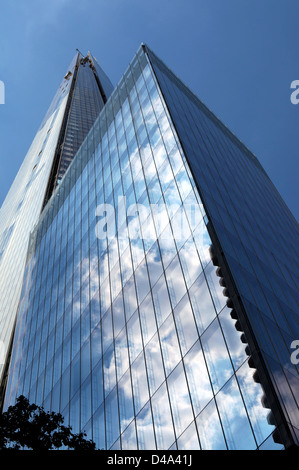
[177, 421, 200, 450]
[121, 420, 137, 449]
[167, 362, 193, 437]
[151, 383, 175, 450]
[146, 241, 163, 288]
[131, 353, 149, 414]
[136, 401, 156, 450]
[165, 256, 186, 309]
[127, 311, 143, 363]
[201, 319, 234, 393]
[196, 399, 227, 450]
[173, 293, 198, 356]
[103, 344, 116, 397]
[144, 332, 165, 395]
[188, 271, 216, 334]
[139, 292, 157, 345]
[81, 379, 92, 428]
[112, 292, 125, 338]
[178, 236, 203, 288]
[184, 340, 213, 415]
[216, 375, 256, 450]
[123, 278, 138, 322]
[105, 388, 120, 449]
[93, 403, 106, 450]
[115, 327, 129, 380]
[159, 314, 181, 376]
[118, 369, 134, 433]
[152, 275, 172, 328]
[92, 360, 104, 412]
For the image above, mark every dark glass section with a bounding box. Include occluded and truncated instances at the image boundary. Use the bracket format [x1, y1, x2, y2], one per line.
[145, 45, 299, 448]
[88, 52, 115, 101]
[43, 52, 114, 206]
[55, 56, 107, 185]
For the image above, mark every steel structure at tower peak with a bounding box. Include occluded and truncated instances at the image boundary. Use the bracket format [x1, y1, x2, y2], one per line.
[0, 44, 298, 450]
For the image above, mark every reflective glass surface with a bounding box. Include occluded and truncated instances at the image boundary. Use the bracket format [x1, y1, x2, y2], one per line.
[0, 52, 113, 389]
[4, 46, 283, 450]
[146, 45, 299, 446]
[0, 55, 78, 383]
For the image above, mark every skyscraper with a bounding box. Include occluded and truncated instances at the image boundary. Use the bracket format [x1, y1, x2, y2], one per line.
[1, 44, 298, 451]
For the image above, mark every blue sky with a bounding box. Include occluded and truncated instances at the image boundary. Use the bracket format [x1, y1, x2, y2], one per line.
[0, 0, 298, 220]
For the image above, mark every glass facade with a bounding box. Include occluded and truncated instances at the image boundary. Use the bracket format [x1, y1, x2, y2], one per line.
[0, 51, 113, 397]
[0, 55, 78, 387]
[3, 46, 287, 450]
[145, 46, 299, 447]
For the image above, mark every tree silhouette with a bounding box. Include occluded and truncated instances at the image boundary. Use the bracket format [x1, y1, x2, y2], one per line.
[0, 395, 96, 450]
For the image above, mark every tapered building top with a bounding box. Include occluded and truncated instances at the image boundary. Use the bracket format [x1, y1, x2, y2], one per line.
[43, 52, 114, 205]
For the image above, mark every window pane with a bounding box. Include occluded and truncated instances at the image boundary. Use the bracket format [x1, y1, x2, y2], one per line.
[201, 319, 233, 393]
[196, 399, 226, 450]
[167, 362, 193, 436]
[136, 402, 156, 450]
[216, 375, 256, 450]
[152, 383, 175, 450]
[184, 340, 213, 415]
